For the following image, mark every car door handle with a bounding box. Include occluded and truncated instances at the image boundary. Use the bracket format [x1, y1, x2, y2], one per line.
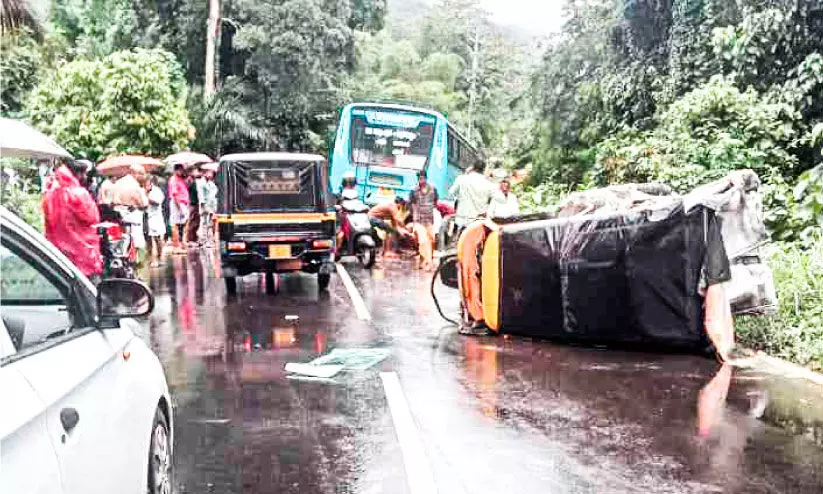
[60, 408, 80, 433]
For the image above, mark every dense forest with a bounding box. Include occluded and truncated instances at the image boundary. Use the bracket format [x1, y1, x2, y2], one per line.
[1, 0, 822, 368]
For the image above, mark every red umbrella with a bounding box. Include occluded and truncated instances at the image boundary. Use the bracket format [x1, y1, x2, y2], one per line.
[96, 155, 163, 176]
[165, 151, 212, 168]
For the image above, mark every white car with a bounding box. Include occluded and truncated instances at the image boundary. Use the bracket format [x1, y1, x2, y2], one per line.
[0, 206, 173, 494]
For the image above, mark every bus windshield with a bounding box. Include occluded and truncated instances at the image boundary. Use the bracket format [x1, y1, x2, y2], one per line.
[349, 108, 435, 171]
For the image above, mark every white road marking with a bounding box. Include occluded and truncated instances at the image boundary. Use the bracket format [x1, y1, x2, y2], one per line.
[336, 263, 371, 320]
[380, 372, 439, 494]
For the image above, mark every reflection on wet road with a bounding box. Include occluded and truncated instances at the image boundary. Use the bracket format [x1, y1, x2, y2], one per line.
[136, 252, 823, 493]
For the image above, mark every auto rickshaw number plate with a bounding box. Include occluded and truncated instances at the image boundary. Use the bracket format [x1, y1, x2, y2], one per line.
[268, 244, 292, 259]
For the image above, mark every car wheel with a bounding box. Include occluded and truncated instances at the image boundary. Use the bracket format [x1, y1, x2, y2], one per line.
[318, 273, 331, 291]
[147, 408, 172, 494]
[225, 276, 237, 296]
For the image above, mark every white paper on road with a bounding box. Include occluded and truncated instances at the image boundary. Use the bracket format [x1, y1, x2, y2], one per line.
[310, 348, 390, 370]
[285, 348, 390, 378]
[284, 363, 344, 378]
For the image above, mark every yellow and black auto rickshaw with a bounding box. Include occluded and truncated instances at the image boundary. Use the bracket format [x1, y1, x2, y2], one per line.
[215, 153, 336, 295]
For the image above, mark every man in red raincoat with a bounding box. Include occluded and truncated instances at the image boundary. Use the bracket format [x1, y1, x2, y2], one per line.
[42, 162, 103, 280]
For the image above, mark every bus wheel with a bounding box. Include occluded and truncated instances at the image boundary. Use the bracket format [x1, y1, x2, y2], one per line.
[318, 273, 331, 291]
[225, 276, 237, 297]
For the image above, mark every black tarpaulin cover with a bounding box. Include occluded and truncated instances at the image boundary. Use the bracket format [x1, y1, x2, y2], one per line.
[495, 205, 729, 350]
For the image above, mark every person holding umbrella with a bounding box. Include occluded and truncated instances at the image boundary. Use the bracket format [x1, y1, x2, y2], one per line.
[164, 151, 212, 250]
[167, 163, 189, 253]
[185, 165, 201, 248]
[145, 174, 166, 267]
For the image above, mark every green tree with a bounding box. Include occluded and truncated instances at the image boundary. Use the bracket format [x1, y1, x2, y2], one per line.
[26, 48, 191, 160]
[0, 30, 41, 114]
[51, 0, 136, 58]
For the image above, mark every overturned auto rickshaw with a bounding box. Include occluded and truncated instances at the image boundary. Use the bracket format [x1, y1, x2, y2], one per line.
[215, 153, 337, 295]
[436, 170, 776, 360]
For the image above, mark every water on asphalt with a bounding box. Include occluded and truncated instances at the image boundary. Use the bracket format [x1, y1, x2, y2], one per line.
[135, 251, 823, 493]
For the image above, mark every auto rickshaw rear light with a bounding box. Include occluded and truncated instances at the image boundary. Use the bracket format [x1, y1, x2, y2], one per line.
[227, 241, 247, 251]
[312, 239, 333, 249]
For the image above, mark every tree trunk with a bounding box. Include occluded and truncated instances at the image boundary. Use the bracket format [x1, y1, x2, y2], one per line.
[204, 0, 221, 99]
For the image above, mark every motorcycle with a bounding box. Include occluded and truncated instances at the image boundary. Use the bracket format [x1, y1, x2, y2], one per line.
[337, 194, 378, 269]
[97, 221, 137, 278]
[96, 205, 140, 279]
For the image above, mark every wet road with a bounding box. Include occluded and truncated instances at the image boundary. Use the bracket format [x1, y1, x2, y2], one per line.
[137, 252, 823, 493]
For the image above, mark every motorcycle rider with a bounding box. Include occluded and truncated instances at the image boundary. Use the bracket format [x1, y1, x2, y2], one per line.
[336, 171, 359, 247]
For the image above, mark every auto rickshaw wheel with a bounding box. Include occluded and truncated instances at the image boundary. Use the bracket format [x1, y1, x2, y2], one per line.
[225, 276, 237, 296]
[318, 273, 331, 291]
[265, 272, 280, 295]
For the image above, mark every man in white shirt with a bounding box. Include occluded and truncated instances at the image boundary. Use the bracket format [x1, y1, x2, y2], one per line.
[489, 179, 520, 218]
[449, 164, 495, 228]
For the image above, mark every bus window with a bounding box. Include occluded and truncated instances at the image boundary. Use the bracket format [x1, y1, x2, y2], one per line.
[447, 129, 459, 166]
[350, 111, 435, 171]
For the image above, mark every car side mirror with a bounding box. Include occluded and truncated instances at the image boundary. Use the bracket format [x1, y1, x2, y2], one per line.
[439, 256, 459, 289]
[97, 279, 154, 319]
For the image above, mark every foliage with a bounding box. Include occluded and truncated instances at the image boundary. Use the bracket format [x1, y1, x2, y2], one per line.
[736, 234, 823, 371]
[346, 31, 465, 117]
[531, 0, 823, 189]
[0, 160, 43, 231]
[514, 182, 570, 215]
[0, 30, 41, 113]
[794, 163, 823, 227]
[25, 49, 191, 160]
[186, 0, 391, 154]
[51, 0, 136, 58]
[593, 77, 798, 187]
[346, 0, 533, 157]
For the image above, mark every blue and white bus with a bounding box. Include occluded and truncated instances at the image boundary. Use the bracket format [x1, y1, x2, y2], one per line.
[329, 102, 481, 204]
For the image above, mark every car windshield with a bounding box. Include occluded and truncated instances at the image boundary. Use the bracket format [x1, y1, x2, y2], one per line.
[229, 160, 319, 211]
[350, 109, 435, 171]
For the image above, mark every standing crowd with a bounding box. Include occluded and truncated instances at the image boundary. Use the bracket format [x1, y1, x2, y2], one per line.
[359, 160, 519, 271]
[41, 159, 218, 280]
[41, 155, 515, 282]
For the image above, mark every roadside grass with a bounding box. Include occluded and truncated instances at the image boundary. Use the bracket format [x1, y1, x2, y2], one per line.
[736, 236, 823, 371]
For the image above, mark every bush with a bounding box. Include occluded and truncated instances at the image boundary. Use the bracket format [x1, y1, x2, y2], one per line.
[1, 178, 43, 231]
[594, 77, 798, 188]
[736, 233, 823, 371]
[514, 182, 573, 214]
[26, 48, 191, 160]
